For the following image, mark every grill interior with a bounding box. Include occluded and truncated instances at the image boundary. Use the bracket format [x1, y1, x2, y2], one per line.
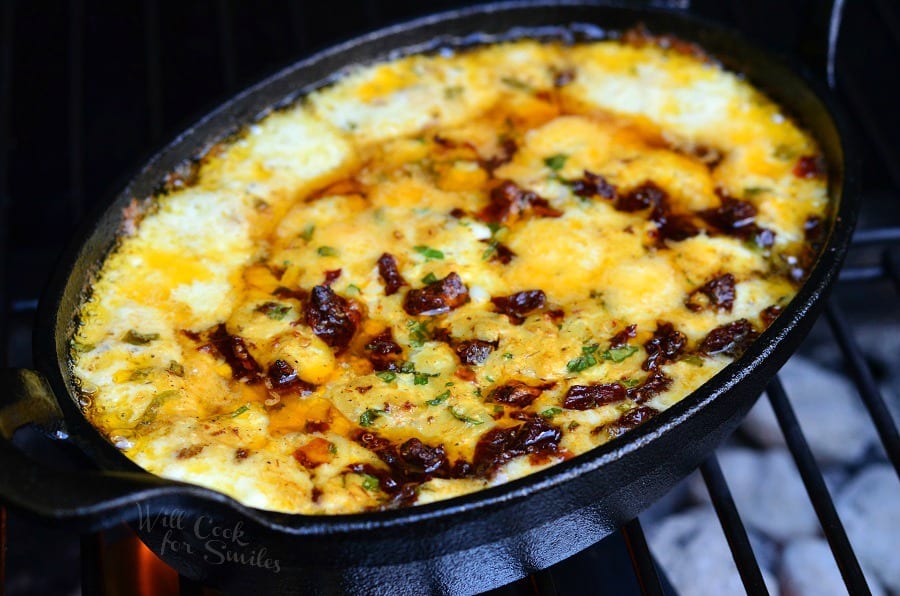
[1, 1, 898, 594]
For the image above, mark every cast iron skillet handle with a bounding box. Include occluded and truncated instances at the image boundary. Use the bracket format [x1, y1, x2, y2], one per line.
[0, 368, 247, 532]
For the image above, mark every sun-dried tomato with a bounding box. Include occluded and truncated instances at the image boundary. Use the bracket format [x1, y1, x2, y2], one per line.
[563, 383, 626, 410]
[642, 322, 686, 371]
[491, 290, 546, 325]
[403, 272, 470, 316]
[455, 339, 497, 365]
[377, 253, 407, 296]
[699, 319, 759, 357]
[685, 273, 736, 313]
[306, 285, 359, 351]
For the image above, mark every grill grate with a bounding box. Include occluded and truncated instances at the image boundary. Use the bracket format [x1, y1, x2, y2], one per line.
[1, 1, 898, 595]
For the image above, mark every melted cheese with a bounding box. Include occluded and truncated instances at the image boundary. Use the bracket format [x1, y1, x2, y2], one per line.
[71, 39, 828, 515]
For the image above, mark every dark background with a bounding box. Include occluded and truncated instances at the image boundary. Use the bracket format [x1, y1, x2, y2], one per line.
[0, 1, 897, 594]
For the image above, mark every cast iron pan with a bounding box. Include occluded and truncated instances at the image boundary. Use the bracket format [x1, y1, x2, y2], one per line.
[0, 2, 858, 594]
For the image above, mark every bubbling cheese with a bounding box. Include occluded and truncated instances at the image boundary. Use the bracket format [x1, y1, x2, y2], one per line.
[71, 36, 828, 515]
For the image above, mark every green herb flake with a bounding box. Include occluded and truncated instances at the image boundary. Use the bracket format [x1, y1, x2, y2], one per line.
[406, 320, 429, 347]
[503, 353, 514, 360]
[346, 284, 362, 294]
[622, 378, 641, 388]
[231, 404, 251, 418]
[361, 474, 380, 491]
[487, 222, 503, 235]
[566, 343, 600, 373]
[743, 186, 771, 197]
[773, 144, 796, 161]
[544, 154, 569, 172]
[449, 406, 483, 425]
[682, 355, 705, 367]
[426, 390, 451, 406]
[399, 361, 416, 374]
[123, 330, 159, 345]
[359, 408, 383, 427]
[413, 371, 438, 386]
[602, 345, 639, 363]
[500, 76, 534, 92]
[444, 86, 464, 99]
[541, 407, 563, 419]
[567, 421, 580, 431]
[128, 367, 154, 381]
[262, 303, 291, 320]
[413, 245, 444, 260]
[482, 240, 499, 261]
[167, 360, 185, 377]
[317, 246, 338, 257]
[137, 390, 179, 427]
[421, 272, 438, 284]
[328, 443, 338, 455]
[300, 223, 315, 242]
[375, 371, 397, 383]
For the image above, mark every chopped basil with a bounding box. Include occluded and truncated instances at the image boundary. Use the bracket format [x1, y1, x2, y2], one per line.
[398, 361, 416, 374]
[500, 76, 534, 92]
[413, 245, 444, 260]
[773, 144, 796, 161]
[123, 330, 159, 345]
[359, 408, 383, 427]
[413, 371, 438, 385]
[361, 474, 380, 491]
[487, 222, 503, 235]
[300, 223, 315, 242]
[567, 343, 600, 373]
[449, 406, 483, 425]
[444, 86, 464, 99]
[421, 272, 438, 284]
[602, 345, 639, 363]
[474, 387, 483, 398]
[622, 378, 641, 388]
[744, 186, 771, 197]
[137, 390, 179, 426]
[426, 390, 451, 406]
[503, 353, 514, 360]
[128, 367, 153, 381]
[406, 320, 429, 347]
[263, 303, 291, 320]
[167, 360, 185, 377]
[346, 284, 361, 294]
[230, 404, 250, 418]
[482, 240, 498, 260]
[375, 371, 397, 383]
[567, 421, 580, 431]
[317, 246, 338, 257]
[328, 443, 338, 455]
[544, 154, 569, 171]
[682, 355, 705, 367]
[541, 407, 563, 419]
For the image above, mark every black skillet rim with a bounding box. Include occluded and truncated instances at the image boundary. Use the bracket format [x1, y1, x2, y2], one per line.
[33, 0, 859, 536]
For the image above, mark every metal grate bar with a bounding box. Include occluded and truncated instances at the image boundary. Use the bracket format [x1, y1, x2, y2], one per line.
[216, 0, 238, 92]
[699, 456, 770, 594]
[838, 265, 884, 282]
[143, 0, 164, 143]
[68, 0, 85, 220]
[853, 227, 900, 245]
[621, 518, 664, 596]
[766, 377, 871, 594]
[825, 301, 900, 476]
